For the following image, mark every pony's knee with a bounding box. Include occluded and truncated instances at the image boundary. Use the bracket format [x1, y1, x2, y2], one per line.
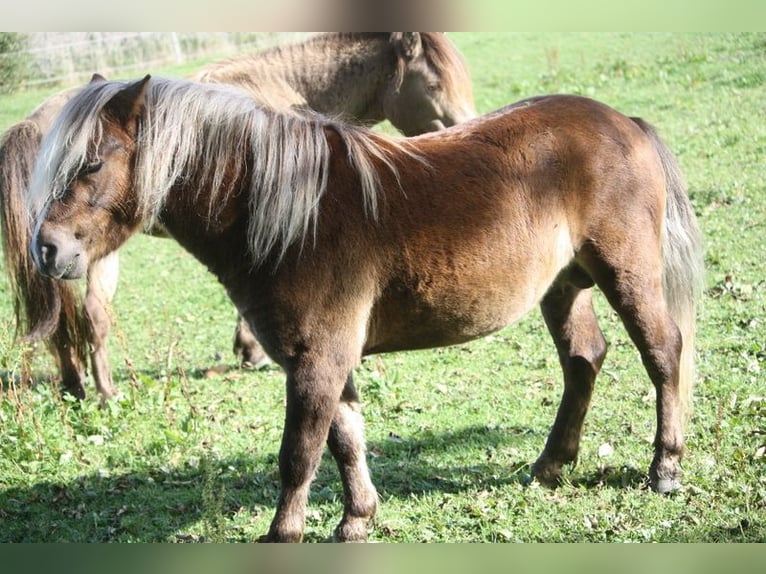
[84, 292, 111, 341]
[328, 403, 363, 452]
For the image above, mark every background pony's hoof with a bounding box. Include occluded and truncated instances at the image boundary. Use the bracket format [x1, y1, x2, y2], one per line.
[59, 379, 87, 401]
[237, 343, 272, 370]
[241, 354, 272, 370]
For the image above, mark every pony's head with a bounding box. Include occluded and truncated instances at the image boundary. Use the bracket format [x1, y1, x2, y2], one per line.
[30, 74, 149, 280]
[383, 32, 476, 136]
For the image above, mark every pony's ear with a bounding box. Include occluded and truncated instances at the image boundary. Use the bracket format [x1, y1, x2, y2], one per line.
[395, 32, 423, 60]
[90, 73, 107, 83]
[104, 75, 151, 136]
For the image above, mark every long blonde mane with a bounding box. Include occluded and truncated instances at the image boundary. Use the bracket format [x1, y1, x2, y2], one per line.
[31, 77, 411, 266]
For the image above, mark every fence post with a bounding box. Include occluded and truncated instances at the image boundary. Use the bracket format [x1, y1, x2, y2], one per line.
[171, 33, 184, 64]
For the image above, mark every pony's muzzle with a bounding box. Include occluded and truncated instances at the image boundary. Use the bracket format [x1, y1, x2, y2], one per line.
[31, 225, 86, 280]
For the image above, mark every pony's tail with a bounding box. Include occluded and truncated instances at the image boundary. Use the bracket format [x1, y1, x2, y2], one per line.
[0, 120, 89, 363]
[633, 117, 704, 424]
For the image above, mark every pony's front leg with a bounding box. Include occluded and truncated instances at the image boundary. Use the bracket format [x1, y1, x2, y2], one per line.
[327, 374, 377, 542]
[262, 361, 348, 543]
[85, 251, 120, 402]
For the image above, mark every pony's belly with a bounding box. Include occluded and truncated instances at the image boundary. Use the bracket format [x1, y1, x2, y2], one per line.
[364, 282, 537, 354]
[365, 227, 574, 354]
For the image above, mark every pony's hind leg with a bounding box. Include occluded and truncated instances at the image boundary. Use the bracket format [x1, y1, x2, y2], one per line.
[327, 374, 378, 542]
[533, 275, 607, 487]
[85, 252, 120, 401]
[584, 246, 685, 493]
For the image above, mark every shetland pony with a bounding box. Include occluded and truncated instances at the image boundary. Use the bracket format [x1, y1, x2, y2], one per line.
[0, 32, 475, 400]
[29, 76, 702, 542]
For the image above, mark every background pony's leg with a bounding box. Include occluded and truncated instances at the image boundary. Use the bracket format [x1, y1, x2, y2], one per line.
[50, 327, 87, 399]
[232, 315, 269, 368]
[327, 374, 378, 542]
[85, 251, 120, 401]
[263, 359, 349, 542]
[533, 280, 607, 486]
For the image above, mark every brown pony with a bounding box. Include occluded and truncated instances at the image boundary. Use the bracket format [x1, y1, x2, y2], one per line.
[0, 32, 475, 400]
[29, 76, 703, 542]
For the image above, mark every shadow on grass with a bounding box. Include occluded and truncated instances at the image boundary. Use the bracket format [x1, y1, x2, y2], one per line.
[1, 417, 763, 542]
[2, 367, 753, 542]
[569, 465, 649, 490]
[0, 369, 55, 392]
[0, 359, 266, 400]
[0, 423, 540, 542]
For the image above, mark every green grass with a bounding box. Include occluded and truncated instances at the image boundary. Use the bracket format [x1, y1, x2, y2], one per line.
[0, 33, 764, 542]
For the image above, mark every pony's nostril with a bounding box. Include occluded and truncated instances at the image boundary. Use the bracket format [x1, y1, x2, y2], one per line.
[39, 243, 57, 266]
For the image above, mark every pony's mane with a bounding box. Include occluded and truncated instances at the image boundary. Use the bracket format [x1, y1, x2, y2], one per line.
[198, 32, 461, 72]
[31, 77, 413, 266]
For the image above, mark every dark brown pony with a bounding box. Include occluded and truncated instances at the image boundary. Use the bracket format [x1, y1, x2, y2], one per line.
[29, 76, 703, 542]
[0, 32, 475, 401]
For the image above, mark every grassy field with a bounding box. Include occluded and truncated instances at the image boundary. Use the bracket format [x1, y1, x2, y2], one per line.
[0, 33, 764, 542]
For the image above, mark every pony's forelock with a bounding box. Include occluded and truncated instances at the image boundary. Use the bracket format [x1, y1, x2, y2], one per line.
[29, 81, 123, 215]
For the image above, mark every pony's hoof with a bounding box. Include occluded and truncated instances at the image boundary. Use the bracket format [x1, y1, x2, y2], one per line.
[530, 457, 563, 488]
[97, 387, 118, 408]
[240, 355, 272, 371]
[651, 476, 682, 494]
[60, 380, 87, 401]
[333, 520, 369, 543]
[241, 352, 272, 370]
[257, 531, 302, 543]
[650, 457, 682, 494]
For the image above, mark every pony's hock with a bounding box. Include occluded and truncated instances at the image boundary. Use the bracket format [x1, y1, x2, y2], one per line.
[29, 74, 702, 541]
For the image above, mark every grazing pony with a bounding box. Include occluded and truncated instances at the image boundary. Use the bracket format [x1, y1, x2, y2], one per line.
[0, 32, 475, 400]
[29, 76, 702, 542]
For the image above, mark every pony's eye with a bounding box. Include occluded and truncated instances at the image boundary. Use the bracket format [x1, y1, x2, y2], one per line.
[80, 161, 103, 176]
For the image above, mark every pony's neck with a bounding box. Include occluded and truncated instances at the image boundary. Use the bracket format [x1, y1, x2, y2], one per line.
[198, 34, 395, 124]
[158, 163, 253, 284]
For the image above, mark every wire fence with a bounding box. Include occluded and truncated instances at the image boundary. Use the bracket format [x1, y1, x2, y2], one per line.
[0, 32, 312, 90]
